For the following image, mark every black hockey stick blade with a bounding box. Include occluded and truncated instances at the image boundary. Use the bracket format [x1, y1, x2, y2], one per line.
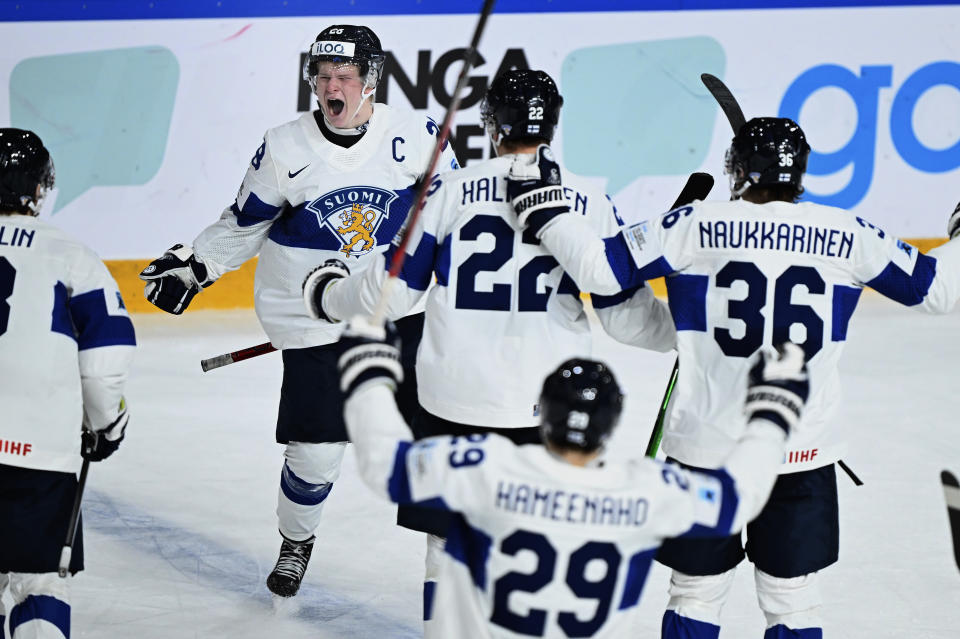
[701, 73, 747, 134]
[670, 172, 714, 209]
[942, 470, 960, 571]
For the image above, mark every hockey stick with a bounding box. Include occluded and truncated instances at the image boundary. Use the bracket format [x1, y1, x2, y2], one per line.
[942, 470, 960, 572]
[201, 0, 496, 370]
[371, 0, 496, 326]
[201, 341, 276, 372]
[701, 73, 746, 134]
[58, 457, 90, 577]
[644, 172, 714, 458]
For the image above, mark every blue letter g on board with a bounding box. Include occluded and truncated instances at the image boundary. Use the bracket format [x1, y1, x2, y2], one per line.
[780, 64, 892, 209]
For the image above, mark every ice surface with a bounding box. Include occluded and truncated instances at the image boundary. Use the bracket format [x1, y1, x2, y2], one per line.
[13, 296, 959, 638]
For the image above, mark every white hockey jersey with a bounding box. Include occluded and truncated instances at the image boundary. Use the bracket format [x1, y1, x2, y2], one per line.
[192, 104, 459, 349]
[345, 382, 788, 639]
[0, 215, 135, 473]
[538, 199, 960, 471]
[323, 154, 675, 427]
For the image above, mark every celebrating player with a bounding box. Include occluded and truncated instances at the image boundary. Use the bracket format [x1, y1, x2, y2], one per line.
[303, 69, 675, 629]
[334, 316, 808, 638]
[0, 128, 136, 639]
[505, 118, 960, 638]
[138, 25, 459, 599]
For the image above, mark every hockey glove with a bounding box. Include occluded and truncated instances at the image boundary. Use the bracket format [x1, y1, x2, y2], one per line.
[506, 144, 570, 236]
[139, 244, 213, 315]
[949, 201, 960, 240]
[335, 316, 404, 399]
[744, 342, 809, 436]
[303, 259, 350, 322]
[81, 398, 129, 462]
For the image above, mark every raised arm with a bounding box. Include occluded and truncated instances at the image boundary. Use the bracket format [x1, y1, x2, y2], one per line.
[139, 135, 284, 314]
[303, 175, 449, 323]
[506, 145, 687, 296]
[852, 208, 960, 315]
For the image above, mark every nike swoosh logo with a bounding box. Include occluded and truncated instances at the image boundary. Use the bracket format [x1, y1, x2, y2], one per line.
[288, 165, 309, 179]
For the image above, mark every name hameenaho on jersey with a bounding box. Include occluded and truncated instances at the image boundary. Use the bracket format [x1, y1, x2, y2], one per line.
[306, 186, 398, 258]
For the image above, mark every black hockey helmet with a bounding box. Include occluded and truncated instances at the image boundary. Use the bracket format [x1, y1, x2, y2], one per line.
[725, 117, 810, 199]
[480, 69, 564, 146]
[539, 359, 624, 454]
[0, 128, 54, 215]
[303, 25, 385, 91]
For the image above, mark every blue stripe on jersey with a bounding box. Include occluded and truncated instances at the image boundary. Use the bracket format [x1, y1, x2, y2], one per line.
[232, 192, 283, 227]
[605, 234, 675, 290]
[9, 595, 70, 638]
[267, 203, 338, 250]
[423, 581, 436, 621]
[618, 548, 656, 610]
[435, 235, 451, 286]
[70, 289, 137, 350]
[50, 281, 74, 340]
[665, 274, 709, 331]
[831, 285, 862, 341]
[592, 283, 643, 309]
[678, 468, 739, 538]
[387, 441, 413, 503]
[445, 513, 493, 590]
[394, 232, 439, 291]
[763, 623, 822, 638]
[865, 251, 937, 307]
[279, 462, 334, 506]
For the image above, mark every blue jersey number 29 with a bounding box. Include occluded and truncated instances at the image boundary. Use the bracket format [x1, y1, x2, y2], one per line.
[491, 530, 628, 637]
[0, 257, 15, 336]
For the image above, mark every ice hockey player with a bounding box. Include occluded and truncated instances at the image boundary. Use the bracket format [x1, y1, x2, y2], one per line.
[302, 69, 675, 628]
[138, 25, 459, 598]
[334, 314, 809, 638]
[0, 128, 136, 638]
[505, 117, 960, 638]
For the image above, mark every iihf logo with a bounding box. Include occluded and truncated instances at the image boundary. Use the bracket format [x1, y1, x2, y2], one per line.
[306, 186, 397, 258]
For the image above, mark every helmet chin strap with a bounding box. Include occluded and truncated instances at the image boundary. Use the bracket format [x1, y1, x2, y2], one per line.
[344, 79, 377, 129]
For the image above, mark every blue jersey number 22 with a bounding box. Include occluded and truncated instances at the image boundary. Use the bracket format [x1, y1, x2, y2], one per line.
[455, 215, 558, 312]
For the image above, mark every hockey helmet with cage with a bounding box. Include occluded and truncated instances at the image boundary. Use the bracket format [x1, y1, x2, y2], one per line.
[539, 359, 624, 454]
[725, 117, 811, 199]
[302, 25, 386, 92]
[0, 128, 54, 215]
[480, 69, 564, 147]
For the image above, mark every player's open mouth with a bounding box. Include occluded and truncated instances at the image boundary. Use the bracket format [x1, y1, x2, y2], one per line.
[327, 99, 345, 116]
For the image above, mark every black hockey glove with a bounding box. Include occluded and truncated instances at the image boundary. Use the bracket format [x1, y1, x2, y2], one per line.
[139, 244, 213, 315]
[335, 316, 404, 400]
[744, 342, 809, 436]
[81, 400, 129, 462]
[949, 201, 960, 240]
[302, 259, 351, 323]
[506, 144, 570, 236]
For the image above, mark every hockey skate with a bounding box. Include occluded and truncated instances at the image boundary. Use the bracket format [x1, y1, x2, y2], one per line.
[266, 534, 315, 597]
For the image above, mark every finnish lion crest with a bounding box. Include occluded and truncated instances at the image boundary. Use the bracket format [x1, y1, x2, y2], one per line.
[306, 186, 398, 258]
[337, 203, 376, 255]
